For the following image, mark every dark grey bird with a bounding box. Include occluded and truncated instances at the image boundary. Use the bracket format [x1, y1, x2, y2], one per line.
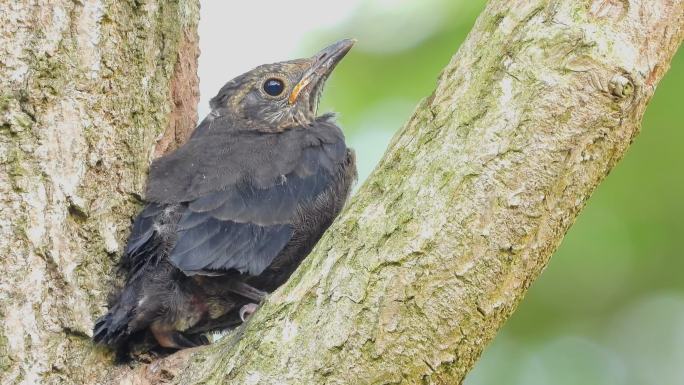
[93, 39, 357, 353]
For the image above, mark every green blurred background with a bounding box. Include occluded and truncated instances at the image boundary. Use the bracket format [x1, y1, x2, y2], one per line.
[199, 1, 683, 383]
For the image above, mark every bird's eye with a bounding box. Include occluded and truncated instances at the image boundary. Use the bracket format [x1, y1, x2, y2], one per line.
[263, 78, 285, 97]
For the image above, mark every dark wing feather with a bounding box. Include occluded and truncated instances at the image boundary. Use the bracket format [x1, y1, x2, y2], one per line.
[124, 203, 164, 257]
[170, 214, 293, 275]
[146, 121, 348, 276]
[118, 203, 169, 279]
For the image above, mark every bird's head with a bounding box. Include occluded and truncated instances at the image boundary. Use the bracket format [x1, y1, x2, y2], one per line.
[209, 39, 355, 131]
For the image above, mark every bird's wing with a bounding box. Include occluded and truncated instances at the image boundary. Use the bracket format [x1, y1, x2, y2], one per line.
[145, 122, 348, 276]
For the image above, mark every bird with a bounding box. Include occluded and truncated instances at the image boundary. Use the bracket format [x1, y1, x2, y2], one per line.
[93, 39, 357, 354]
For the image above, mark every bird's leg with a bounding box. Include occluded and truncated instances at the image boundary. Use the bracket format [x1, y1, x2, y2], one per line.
[227, 281, 268, 302]
[239, 303, 259, 322]
[184, 312, 243, 335]
[183, 332, 210, 347]
[229, 282, 266, 322]
[150, 322, 209, 349]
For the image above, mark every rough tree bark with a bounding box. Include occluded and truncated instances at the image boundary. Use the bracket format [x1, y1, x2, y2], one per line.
[0, 1, 199, 384]
[0, 0, 681, 385]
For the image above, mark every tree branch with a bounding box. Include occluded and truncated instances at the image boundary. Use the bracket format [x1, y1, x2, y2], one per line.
[164, 1, 683, 384]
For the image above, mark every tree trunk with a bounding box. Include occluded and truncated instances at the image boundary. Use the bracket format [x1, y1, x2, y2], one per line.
[0, 1, 199, 384]
[1, 0, 682, 385]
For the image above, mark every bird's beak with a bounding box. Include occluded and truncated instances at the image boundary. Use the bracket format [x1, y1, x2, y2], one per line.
[289, 39, 356, 105]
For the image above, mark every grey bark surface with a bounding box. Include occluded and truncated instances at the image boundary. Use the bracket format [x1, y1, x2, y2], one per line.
[0, 0, 682, 385]
[0, 1, 199, 384]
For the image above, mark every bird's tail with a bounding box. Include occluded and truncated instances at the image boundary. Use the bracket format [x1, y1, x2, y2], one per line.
[93, 304, 134, 347]
[93, 282, 140, 347]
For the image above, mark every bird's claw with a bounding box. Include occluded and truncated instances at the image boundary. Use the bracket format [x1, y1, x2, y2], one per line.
[239, 303, 259, 322]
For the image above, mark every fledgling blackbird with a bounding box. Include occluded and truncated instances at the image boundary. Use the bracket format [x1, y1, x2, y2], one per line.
[93, 39, 357, 353]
